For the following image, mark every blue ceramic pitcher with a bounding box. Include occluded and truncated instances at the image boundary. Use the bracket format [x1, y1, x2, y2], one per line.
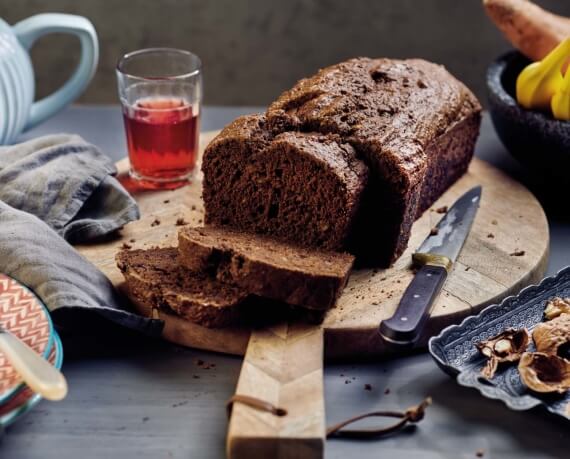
[0, 14, 98, 144]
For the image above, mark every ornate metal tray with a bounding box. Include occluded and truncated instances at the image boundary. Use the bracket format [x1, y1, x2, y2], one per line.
[429, 267, 570, 420]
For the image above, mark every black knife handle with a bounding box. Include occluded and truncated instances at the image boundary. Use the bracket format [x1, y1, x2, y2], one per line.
[379, 264, 447, 345]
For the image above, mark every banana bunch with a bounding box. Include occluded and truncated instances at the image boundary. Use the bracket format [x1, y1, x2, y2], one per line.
[516, 38, 570, 121]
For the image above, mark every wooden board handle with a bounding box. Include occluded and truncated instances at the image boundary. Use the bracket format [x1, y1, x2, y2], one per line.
[227, 322, 325, 459]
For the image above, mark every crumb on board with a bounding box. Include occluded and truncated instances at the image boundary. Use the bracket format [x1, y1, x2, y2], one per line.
[487, 233, 494, 239]
[510, 250, 525, 257]
[195, 359, 216, 370]
[344, 379, 351, 384]
[465, 266, 471, 272]
[151, 218, 161, 227]
[364, 384, 372, 391]
[121, 242, 132, 250]
[163, 199, 170, 204]
[384, 388, 391, 395]
[175, 217, 188, 226]
[191, 205, 197, 211]
[436, 206, 448, 214]
[491, 219, 498, 225]
[129, 238, 136, 243]
[430, 227, 439, 236]
[476, 449, 485, 458]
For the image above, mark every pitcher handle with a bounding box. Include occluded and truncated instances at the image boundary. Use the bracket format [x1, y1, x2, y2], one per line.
[13, 14, 98, 130]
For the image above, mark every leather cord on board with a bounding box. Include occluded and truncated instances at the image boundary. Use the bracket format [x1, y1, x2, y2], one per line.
[227, 394, 431, 440]
[326, 397, 432, 439]
[226, 394, 288, 418]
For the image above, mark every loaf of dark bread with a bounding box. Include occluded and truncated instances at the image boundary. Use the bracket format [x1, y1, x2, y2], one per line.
[116, 248, 247, 328]
[203, 58, 481, 266]
[178, 226, 354, 310]
[202, 114, 368, 251]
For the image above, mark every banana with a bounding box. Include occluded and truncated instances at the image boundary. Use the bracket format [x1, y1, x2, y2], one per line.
[516, 38, 570, 112]
[551, 65, 570, 121]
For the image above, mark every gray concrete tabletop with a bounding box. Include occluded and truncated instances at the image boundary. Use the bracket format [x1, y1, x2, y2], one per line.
[2, 106, 568, 459]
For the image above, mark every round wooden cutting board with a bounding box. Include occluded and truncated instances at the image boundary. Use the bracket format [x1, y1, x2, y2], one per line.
[75, 130, 549, 359]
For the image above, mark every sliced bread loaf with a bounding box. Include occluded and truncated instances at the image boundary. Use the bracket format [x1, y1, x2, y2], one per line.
[203, 58, 481, 266]
[178, 226, 354, 310]
[116, 247, 248, 328]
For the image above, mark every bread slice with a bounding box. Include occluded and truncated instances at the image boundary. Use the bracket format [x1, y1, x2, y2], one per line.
[116, 247, 248, 328]
[202, 114, 368, 251]
[178, 226, 354, 310]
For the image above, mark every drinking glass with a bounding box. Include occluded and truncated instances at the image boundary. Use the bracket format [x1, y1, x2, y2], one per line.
[116, 48, 202, 189]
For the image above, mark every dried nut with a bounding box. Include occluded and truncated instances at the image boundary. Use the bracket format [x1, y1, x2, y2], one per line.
[479, 353, 499, 379]
[480, 347, 493, 358]
[476, 328, 530, 379]
[533, 313, 570, 356]
[518, 352, 570, 394]
[544, 297, 570, 320]
[494, 339, 512, 355]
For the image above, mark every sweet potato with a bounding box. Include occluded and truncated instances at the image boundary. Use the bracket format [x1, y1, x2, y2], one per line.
[483, 0, 570, 61]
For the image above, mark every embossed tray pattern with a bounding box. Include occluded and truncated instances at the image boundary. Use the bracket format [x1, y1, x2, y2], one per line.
[429, 267, 570, 420]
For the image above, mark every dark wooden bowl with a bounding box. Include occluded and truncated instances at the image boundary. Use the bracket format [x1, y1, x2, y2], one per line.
[487, 51, 570, 179]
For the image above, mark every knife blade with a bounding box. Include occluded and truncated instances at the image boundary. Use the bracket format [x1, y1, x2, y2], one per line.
[379, 185, 482, 345]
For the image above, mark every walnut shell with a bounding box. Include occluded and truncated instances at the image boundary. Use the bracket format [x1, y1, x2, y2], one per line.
[518, 352, 570, 394]
[533, 313, 570, 356]
[544, 297, 570, 321]
[476, 328, 530, 379]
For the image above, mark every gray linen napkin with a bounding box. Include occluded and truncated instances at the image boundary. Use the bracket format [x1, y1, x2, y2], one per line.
[0, 201, 162, 335]
[0, 134, 162, 334]
[0, 134, 139, 242]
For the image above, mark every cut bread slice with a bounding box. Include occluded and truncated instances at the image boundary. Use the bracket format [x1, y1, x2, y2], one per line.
[178, 226, 354, 310]
[202, 114, 368, 252]
[116, 247, 248, 328]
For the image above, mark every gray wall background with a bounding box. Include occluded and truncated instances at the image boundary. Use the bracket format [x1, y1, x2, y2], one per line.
[2, 0, 570, 106]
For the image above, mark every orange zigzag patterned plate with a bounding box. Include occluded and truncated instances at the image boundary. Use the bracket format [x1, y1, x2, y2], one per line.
[0, 274, 53, 403]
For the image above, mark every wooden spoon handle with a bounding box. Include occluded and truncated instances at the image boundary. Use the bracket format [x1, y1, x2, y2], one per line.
[0, 331, 67, 401]
[227, 322, 325, 459]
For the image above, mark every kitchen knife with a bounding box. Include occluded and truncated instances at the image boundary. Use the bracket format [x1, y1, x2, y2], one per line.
[379, 186, 482, 345]
[0, 325, 68, 401]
